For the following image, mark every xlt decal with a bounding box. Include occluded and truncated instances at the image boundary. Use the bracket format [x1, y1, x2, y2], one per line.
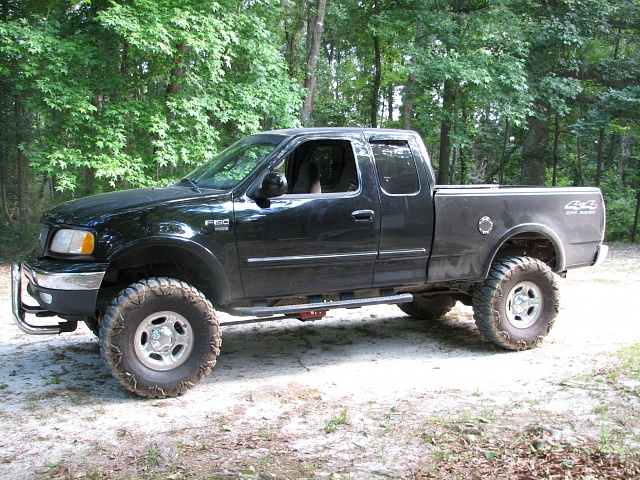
[564, 200, 598, 215]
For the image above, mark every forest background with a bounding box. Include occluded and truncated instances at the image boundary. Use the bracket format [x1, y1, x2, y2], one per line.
[1, 0, 639, 260]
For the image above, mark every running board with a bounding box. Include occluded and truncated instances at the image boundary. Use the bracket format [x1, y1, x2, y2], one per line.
[225, 293, 413, 317]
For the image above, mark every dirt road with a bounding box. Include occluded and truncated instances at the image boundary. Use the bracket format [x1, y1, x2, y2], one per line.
[1, 246, 639, 478]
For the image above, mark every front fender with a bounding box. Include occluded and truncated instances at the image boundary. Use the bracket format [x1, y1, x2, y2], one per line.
[107, 236, 233, 305]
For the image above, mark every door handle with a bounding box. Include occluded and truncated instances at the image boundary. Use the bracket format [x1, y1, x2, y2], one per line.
[351, 210, 375, 223]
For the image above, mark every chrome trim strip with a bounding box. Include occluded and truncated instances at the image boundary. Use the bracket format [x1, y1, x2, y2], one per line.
[378, 248, 427, 258]
[24, 264, 106, 290]
[247, 251, 378, 265]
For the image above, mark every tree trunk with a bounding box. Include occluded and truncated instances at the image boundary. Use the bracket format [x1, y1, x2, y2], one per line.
[595, 127, 605, 187]
[402, 21, 422, 130]
[0, 152, 13, 223]
[17, 148, 29, 223]
[632, 190, 640, 243]
[451, 143, 459, 184]
[551, 115, 560, 186]
[605, 132, 617, 171]
[438, 122, 452, 185]
[300, 0, 326, 126]
[521, 112, 549, 186]
[576, 139, 583, 186]
[402, 71, 416, 130]
[499, 118, 511, 184]
[371, 34, 381, 128]
[284, 0, 307, 81]
[437, 79, 456, 185]
[14, 100, 30, 222]
[166, 43, 186, 96]
[386, 84, 394, 124]
[619, 131, 629, 185]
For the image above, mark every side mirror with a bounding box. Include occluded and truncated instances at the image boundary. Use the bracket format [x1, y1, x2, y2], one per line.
[260, 172, 288, 198]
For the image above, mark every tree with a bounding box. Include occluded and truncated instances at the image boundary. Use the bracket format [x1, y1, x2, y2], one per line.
[2, 0, 640, 256]
[408, 0, 530, 184]
[515, 0, 613, 185]
[300, 0, 327, 125]
[1, 0, 302, 197]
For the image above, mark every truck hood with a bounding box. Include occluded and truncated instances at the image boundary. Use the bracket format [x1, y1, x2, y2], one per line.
[42, 186, 215, 227]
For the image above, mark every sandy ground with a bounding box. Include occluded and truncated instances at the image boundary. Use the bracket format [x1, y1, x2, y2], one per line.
[0, 245, 639, 479]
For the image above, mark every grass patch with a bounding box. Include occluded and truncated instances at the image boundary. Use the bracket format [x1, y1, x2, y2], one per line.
[324, 409, 348, 433]
[604, 344, 640, 383]
[416, 434, 640, 478]
[142, 443, 159, 468]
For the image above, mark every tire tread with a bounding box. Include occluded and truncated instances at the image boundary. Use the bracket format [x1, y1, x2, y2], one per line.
[99, 277, 220, 398]
[473, 256, 559, 351]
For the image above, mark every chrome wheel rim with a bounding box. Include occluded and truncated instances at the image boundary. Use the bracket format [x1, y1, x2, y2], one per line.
[134, 311, 193, 370]
[505, 281, 542, 329]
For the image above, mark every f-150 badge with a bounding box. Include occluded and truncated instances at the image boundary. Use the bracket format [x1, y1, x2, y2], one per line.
[564, 200, 597, 215]
[205, 219, 230, 231]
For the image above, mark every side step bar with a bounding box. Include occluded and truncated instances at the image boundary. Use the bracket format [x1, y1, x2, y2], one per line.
[225, 293, 413, 317]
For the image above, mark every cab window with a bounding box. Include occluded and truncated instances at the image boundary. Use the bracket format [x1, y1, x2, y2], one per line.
[371, 140, 420, 195]
[281, 140, 359, 195]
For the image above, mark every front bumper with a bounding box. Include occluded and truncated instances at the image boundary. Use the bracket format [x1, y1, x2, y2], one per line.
[12, 260, 107, 335]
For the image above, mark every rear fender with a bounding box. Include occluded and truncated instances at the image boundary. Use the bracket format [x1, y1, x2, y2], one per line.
[482, 223, 566, 277]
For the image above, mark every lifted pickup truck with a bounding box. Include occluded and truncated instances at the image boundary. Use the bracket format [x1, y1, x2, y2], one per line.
[13, 128, 608, 397]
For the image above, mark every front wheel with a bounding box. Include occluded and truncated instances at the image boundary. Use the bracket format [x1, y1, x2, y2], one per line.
[99, 278, 221, 398]
[472, 256, 559, 351]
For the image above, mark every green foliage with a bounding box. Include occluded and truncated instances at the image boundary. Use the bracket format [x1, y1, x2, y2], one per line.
[324, 409, 348, 434]
[600, 169, 638, 241]
[0, 220, 42, 262]
[1, 0, 301, 196]
[605, 343, 640, 383]
[1, 0, 640, 253]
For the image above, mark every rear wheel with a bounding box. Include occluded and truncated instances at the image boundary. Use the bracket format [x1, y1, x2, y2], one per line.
[99, 277, 221, 398]
[473, 256, 559, 350]
[398, 294, 456, 321]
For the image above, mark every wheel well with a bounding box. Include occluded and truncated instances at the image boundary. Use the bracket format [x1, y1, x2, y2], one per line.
[494, 233, 558, 270]
[100, 245, 221, 312]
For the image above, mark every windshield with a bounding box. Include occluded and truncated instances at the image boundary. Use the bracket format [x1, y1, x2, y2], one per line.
[178, 134, 286, 190]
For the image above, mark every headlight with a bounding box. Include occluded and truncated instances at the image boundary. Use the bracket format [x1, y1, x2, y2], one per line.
[50, 229, 95, 255]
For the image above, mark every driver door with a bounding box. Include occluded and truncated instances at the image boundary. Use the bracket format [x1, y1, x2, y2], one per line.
[234, 134, 381, 299]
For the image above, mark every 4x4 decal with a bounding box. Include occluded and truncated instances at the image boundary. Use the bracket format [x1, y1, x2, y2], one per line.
[564, 200, 598, 215]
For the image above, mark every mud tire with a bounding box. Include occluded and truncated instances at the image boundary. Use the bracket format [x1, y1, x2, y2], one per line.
[473, 256, 559, 351]
[398, 294, 456, 321]
[99, 277, 221, 398]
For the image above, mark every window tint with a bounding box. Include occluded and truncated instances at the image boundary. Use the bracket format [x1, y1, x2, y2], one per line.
[285, 140, 359, 194]
[371, 141, 420, 195]
[308, 145, 336, 185]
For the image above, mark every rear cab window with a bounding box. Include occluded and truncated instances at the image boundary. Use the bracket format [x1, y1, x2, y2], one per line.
[370, 140, 420, 195]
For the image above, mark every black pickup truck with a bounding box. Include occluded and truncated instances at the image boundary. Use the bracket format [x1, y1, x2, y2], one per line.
[13, 128, 608, 397]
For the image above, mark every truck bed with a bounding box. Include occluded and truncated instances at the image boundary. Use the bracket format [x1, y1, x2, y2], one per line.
[428, 185, 606, 283]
